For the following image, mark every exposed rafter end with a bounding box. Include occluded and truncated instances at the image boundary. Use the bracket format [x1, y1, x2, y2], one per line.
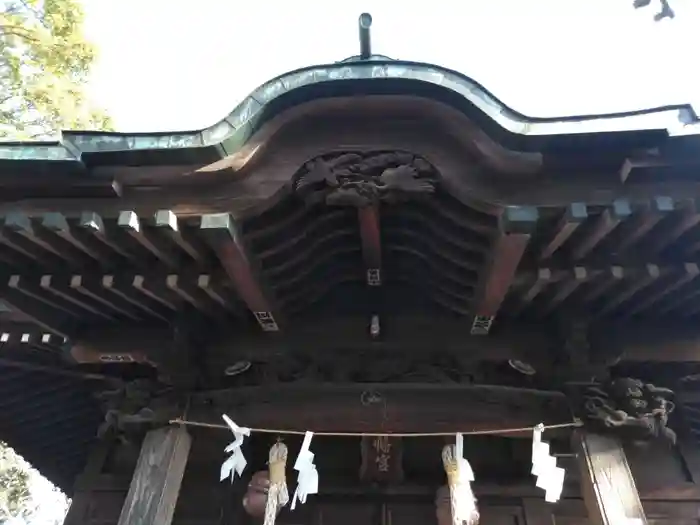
[1, 275, 75, 338]
[615, 196, 674, 253]
[470, 206, 538, 335]
[200, 213, 282, 332]
[648, 199, 700, 256]
[618, 154, 666, 183]
[570, 199, 631, 261]
[540, 203, 587, 260]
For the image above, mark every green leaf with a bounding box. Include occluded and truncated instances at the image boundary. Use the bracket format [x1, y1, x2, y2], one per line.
[0, 0, 113, 139]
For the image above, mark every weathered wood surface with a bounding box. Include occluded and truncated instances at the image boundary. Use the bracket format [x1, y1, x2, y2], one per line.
[360, 436, 403, 483]
[181, 383, 572, 436]
[116, 426, 191, 525]
[470, 206, 537, 335]
[4, 96, 700, 220]
[574, 431, 648, 525]
[65, 428, 700, 525]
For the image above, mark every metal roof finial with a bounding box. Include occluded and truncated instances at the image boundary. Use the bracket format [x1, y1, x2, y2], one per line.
[358, 13, 373, 60]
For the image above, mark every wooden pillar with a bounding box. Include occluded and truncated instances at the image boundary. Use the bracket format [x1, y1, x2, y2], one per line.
[117, 425, 191, 525]
[63, 438, 113, 525]
[573, 431, 647, 525]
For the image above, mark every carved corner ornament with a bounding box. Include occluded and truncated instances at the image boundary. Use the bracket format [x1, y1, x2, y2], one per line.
[95, 380, 170, 444]
[580, 377, 676, 444]
[293, 151, 438, 208]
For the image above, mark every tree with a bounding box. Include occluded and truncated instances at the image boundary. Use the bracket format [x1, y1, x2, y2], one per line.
[0, 443, 33, 523]
[0, 0, 112, 139]
[0, 1, 107, 520]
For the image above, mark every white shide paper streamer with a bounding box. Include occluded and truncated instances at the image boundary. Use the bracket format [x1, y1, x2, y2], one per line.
[220, 414, 251, 483]
[291, 431, 319, 509]
[531, 423, 565, 502]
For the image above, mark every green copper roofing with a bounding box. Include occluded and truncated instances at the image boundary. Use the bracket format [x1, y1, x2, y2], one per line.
[2, 60, 699, 163]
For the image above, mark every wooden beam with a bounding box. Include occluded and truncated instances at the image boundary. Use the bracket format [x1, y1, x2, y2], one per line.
[648, 199, 700, 255]
[581, 266, 624, 304]
[570, 200, 631, 261]
[539, 267, 588, 315]
[65, 315, 700, 365]
[181, 383, 573, 436]
[358, 205, 382, 287]
[200, 214, 279, 328]
[596, 264, 660, 317]
[623, 263, 699, 318]
[511, 268, 553, 315]
[118, 211, 180, 269]
[154, 210, 208, 265]
[470, 206, 538, 334]
[1, 276, 74, 337]
[573, 431, 647, 525]
[619, 156, 667, 184]
[358, 204, 382, 335]
[614, 197, 674, 253]
[117, 425, 191, 525]
[201, 213, 281, 331]
[539, 203, 588, 260]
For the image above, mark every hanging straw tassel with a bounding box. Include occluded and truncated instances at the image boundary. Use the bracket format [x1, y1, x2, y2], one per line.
[442, 444, 479, 525]
[263, 441, 290, 525]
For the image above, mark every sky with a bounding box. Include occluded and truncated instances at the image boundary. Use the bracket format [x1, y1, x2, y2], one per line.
[79, 0, 700, 134]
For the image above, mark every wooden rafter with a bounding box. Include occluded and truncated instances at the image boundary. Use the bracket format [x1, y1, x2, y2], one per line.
[200, 213, 281, 332]
[470, 206, 538, 334]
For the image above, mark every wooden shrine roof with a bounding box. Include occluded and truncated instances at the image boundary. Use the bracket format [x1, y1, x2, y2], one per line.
[2, 58, 700, 492]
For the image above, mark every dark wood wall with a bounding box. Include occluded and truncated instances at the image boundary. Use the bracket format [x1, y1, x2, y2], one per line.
[63, 431, 700, 525]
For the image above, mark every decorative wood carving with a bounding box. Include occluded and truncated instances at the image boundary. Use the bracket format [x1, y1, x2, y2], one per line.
[577, 378, 676, 443]
[293, 151, 437, 208]
[171, 383, 573, 435]
[96, 380, 167, 443]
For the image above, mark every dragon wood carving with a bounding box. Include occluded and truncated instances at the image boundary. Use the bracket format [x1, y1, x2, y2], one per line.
[581, 378, 676, 443]
[293, 151, 438, 208]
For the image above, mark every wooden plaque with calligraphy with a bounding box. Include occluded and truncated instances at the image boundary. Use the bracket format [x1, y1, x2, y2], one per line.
[360, 436, 404, 483]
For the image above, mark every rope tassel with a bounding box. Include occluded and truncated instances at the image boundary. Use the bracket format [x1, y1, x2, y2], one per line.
[263, 441, 290, 525]
[442, 434, 479, 525]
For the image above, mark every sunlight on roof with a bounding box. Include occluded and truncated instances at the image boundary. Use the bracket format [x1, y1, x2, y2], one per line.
[80, 0, 700, 133]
